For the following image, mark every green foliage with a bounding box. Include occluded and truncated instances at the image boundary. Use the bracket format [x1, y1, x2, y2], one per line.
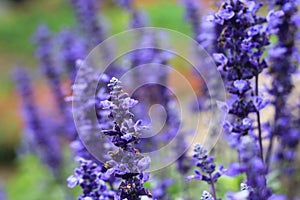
[6, 155, 79, 200]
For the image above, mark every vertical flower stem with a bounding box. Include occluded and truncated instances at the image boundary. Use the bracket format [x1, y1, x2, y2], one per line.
[209, 174, 217, 200]
[266, 134, 274, 169]
[255, 75, 264, 161]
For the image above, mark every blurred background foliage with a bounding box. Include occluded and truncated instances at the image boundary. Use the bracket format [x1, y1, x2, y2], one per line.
[0, 0, 192, 164]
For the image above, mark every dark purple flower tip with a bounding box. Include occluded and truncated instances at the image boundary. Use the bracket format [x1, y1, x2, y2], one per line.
[217, 4, 235, 20]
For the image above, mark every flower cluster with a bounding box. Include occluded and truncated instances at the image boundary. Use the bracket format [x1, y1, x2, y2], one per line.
[227, 136, 272, 199]
[67, 158, 116, 200]
[187, 144, 224, 200]
[212, 0, 270, 156]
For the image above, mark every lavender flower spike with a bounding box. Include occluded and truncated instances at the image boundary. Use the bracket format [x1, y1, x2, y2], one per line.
[212, 0, 269, 160]
[187, 144, 225, 200]
[100, 77, 152, 200]
[265, 0, 300, 167]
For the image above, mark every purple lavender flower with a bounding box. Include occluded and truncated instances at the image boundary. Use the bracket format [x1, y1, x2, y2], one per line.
[187, 144, 224, 200]
[58, 30, 86, 83]
[70, 0, 104, 47]
[34, 25, 76, 139]
[183, 0, 201, 41]
[100, 77, 152, 199]
[226, 136, 272, 199]
[265, 0, 300, 167]
[212, 0, 270, 160]
[67, 158, 116, 200]
[14, 67, 62, 175]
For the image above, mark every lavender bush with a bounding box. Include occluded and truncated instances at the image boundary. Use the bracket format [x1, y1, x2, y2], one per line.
[11, 0, 300, 199]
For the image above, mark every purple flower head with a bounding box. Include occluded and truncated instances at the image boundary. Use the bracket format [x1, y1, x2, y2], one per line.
[101, 77, 145, 150]
[266, 0, 300, 167]
[99, 77, 152, 199]
[187, 144, 225, 192]
[67, 158, 116, 199]
[58, 30, 86, 83]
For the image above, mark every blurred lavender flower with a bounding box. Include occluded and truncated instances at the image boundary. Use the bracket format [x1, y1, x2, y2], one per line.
[182, 0, 201, 42]
[14, 67, 62, 175]
[265, 0, 300, 167]
[34, 25, 76, 140]
[70, 60, 111, 161]
[70, 0, 120, 77]
[0, 185, 6, 200]
[187, 144, 225, 200]
[58, 30, 86, 83]
[151, 178, 173, 200]
[116, 0, 148, 29]
[226, 136, 272, 199]
[70, 0, 104, 47]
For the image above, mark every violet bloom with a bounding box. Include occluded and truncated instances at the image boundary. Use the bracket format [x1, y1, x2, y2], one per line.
[67, 158, 116, 200]
[100, 77, 152, 199]
[14, 68, 62, 175]
[70, 0, 104, 47]
[186, 144, 225, 200]
[265, 0, 300, 167]
[212, 0, 269, 158]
